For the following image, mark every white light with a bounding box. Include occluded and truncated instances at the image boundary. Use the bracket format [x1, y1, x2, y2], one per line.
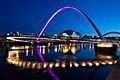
[97, 43, 113, 47]
[81, 62, 86, 66]
[55, 62, 60, 67]
[70, 62, 72, 68]
[15, 60, 19, 65]
[27, 62, 31, 68]
[108, 61, 113, 65]
[49, 63, 54, 68]
[23, 61, 26, 68]
[18, 61, 22, 67]
[32, 63, 36, 69]
[37, 63, 42, 69]
[43, 62, 48, 69]
[114, 60, 117, 64]
[101, 62, 106, 65]
[95, 62, 99, 66]
[61, 62, 65, 68]
[74, 62, 79, 67]
[87, 62, 93, 66]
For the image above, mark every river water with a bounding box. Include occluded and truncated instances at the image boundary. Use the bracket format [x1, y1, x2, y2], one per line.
[0, 43, 120, 80]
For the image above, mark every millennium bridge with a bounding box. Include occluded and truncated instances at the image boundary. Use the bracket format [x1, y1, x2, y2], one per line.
[0, 6, 120, 80]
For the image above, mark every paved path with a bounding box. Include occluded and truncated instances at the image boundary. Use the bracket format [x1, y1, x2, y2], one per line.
[107, 60, 120, 80]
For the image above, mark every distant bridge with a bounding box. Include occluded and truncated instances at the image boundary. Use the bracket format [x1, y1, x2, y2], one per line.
[103, 31, 120, 37]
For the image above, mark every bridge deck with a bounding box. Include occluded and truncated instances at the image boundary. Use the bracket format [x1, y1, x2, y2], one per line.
[106, 59, 120, 80]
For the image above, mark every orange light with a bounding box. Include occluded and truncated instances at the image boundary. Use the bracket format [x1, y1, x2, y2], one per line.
[97, 43, 113, 47]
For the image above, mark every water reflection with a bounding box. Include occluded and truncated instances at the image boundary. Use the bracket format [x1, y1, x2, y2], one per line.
[6, 43, 118, 70]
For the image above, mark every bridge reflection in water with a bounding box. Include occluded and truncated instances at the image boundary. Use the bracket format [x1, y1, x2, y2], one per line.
[6, 43, 119, 70]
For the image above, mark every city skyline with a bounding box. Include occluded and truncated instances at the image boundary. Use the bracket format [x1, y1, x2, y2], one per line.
[0, 0, 120, 36]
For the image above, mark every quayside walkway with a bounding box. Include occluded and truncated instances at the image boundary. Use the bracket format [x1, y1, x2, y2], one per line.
[107, 59, 120, 80]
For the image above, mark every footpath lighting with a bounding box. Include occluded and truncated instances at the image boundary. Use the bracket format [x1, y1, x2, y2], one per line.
[74, 62, 79, 67]
[22, 61, 26, 68]
[70, 61, 72, 68]
[55, 62, 60, 67]
[6, 56, 118, 69]
[27, 62, 31, 68]
[81, 62, 86, 67]
[32, 63, 36, 69]
[87, 62, 93, 66]
[18, 61, 22, 67]
[43, 62, 48, 69]
[93, 61, 99, 66]
[101, 61, 106, 65]
[61, 62, 66, 68]
[49, 62, 54, 68]
[105, 61, 113, 65]
[37, 63, 42, 69]
[114, 60, 117, 64]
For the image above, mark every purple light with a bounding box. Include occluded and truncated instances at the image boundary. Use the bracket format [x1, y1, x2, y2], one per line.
[36, 46, 59, 80]
[36, 6, 103, 80]
[37, 6, 103, 40]
[37, 6, 85, 40]
[36, 46, 44, 61]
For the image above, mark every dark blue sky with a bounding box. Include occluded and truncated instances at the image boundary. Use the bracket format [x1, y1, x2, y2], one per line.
[0, 0, 120, 35]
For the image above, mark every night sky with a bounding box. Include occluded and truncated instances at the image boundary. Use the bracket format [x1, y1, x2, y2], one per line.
[0, 0, 120, 36]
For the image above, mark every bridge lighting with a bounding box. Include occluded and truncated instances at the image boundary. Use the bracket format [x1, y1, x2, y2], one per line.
[94, 62, 99, 66]
[105, 61, 113, 65]
[108, 61, 113, 65]
[61, 62, 66, 68]
[114, 60, 117, 64]
[55, 62, 60, 67]
[15, 60, 19, 66]
[32, 63, 36, 69]
[27, 62, 31, 68]
[74, 62, 79, 67]
[81, 62, 86, 67]
[43, 62, 48, 69]
[93, 61, 100, 66]
[18, 61, 22, 67]
[87, 62, 93, 66]
[101, 62, 106, 65]
[23, 61, 26, 68]
[105, 56, 113, 59]
[37, 63, 42, 69]
[49, 62, 54, 68]
[70, 61, 72, 68]
[97, 43, 113, 48]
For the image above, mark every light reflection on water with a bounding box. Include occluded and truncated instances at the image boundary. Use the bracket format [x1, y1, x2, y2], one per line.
[8, 43, 96, 62]
[5, 43, 120, 80]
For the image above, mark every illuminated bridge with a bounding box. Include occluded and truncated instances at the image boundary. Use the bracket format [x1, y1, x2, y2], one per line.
[2, 6, 120, 80]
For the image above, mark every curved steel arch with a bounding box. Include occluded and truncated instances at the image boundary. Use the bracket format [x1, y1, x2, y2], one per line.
[103, 31, 120, 37]
[36, 6, 104, 80]
[37, 6, 104, 40]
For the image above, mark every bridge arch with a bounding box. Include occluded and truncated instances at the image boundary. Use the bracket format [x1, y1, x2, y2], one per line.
[103, 31, 120, 37]
[36, 6, 104, 80]
[37, 6, 104, 40]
